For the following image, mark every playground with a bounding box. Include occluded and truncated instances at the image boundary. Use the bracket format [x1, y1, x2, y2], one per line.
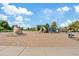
[0, 23, 79, 56]
[0, 32, 79, 55]
[0, 31, 79, 47]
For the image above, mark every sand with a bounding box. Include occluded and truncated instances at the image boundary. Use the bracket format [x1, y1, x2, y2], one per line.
[0, 31, 79, 47]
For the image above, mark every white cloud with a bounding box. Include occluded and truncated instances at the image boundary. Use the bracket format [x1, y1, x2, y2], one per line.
[56, 8, 62, 12]
[1, 4, 33, 16]
[0, 14, 32, 28]
[42, 7, 70, 22]
[14, 16, 23, 26]
[62, 6, 70, 12]
[60, 19, 79, 27]
[0, 14, 7, 21]
[0, 3, 33, 28]
[13, 16, 31, 29]
[57, 6, 70, 12]
[60, 20, 72, 27]
[74, 5, 79, 13]
[0, 14, 13, 27]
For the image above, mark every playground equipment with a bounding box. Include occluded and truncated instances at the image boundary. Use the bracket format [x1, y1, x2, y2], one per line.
[13, 25, 23, 35]
[39, 26, 59, 33]
[39, 26, 48, 33]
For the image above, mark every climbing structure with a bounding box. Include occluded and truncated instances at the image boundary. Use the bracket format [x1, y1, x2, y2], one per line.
[13, 25, 22, 35]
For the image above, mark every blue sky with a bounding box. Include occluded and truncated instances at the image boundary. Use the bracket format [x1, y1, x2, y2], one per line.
[0, 3, 79, 28]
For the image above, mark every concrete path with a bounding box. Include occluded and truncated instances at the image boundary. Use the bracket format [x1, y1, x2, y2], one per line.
[0, 46, 79, 56]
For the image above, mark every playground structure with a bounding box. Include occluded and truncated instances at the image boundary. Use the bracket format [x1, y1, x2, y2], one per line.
[13, 25, 23, 35]
[39, 26, 48, 33]
[39, 26, 59, 33]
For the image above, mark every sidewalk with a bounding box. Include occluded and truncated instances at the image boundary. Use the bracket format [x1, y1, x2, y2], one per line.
[0, 46, 79, 56]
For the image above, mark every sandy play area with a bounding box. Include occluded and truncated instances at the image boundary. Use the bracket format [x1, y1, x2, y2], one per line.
[0, 31, 79, 47]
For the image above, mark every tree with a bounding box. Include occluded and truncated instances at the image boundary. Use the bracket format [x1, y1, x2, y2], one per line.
[68, 21, 79, 32]
[51, 21, 57, 32]
[0, 20, 11, 32]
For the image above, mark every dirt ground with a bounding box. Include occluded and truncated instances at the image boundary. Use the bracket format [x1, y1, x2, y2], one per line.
[0, 31, 79, 47]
